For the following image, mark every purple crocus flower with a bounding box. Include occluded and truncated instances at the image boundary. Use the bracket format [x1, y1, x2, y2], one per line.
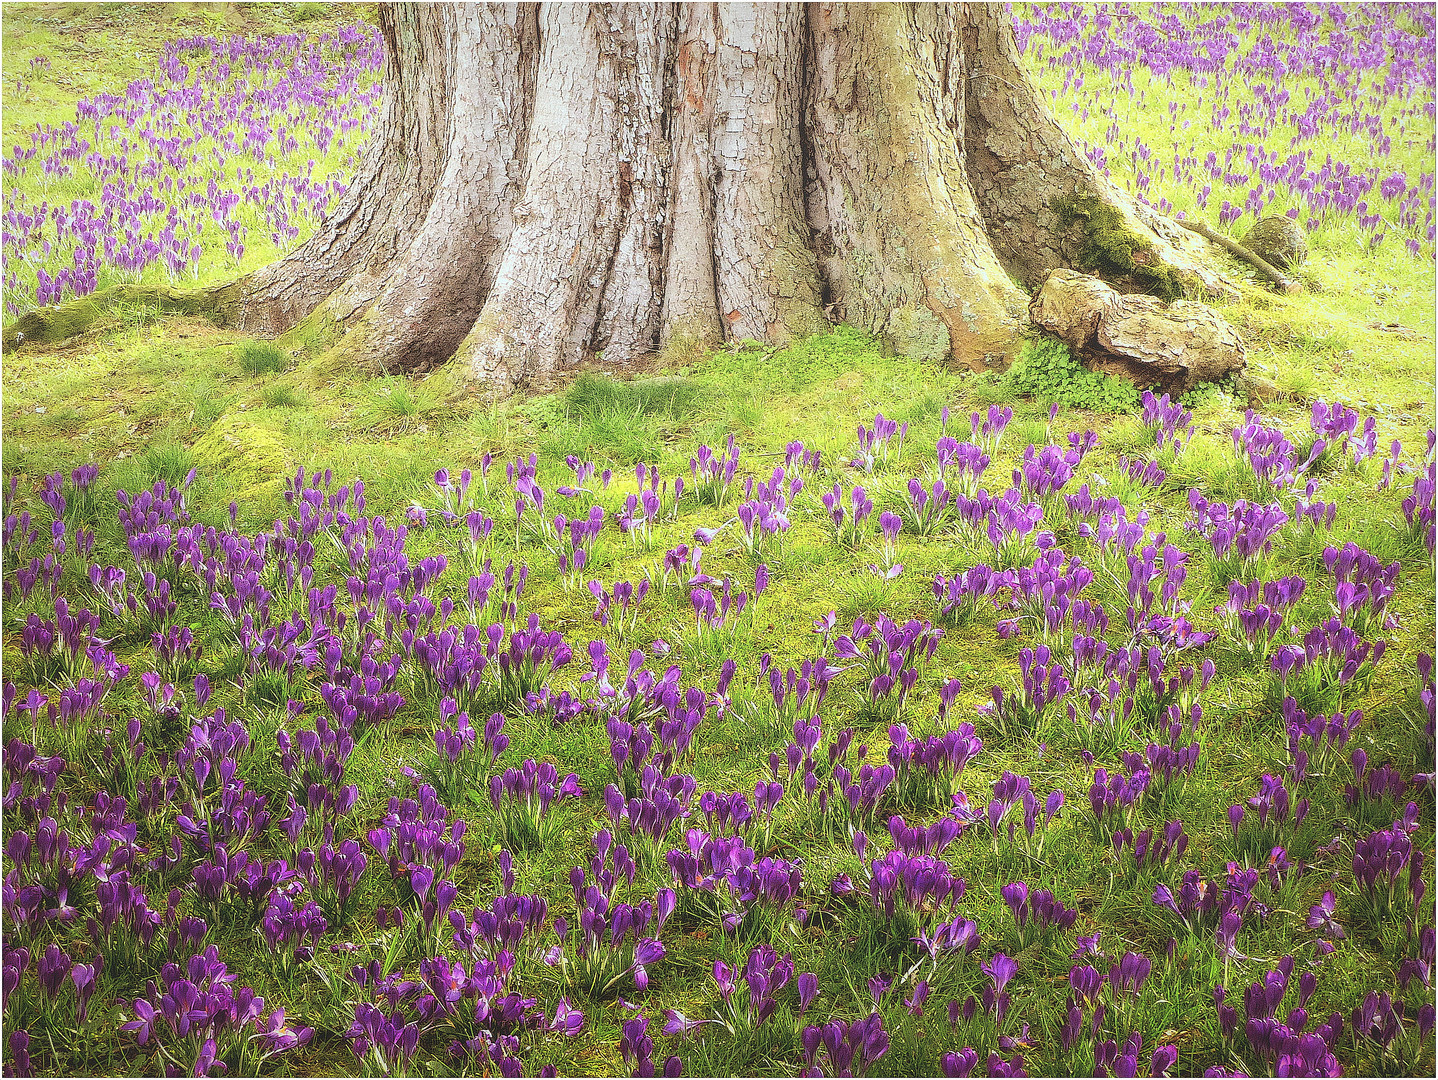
[982, 952, 1018, 994]
[1110, 950, 1151, 997]
[797, 971, 818, 1014]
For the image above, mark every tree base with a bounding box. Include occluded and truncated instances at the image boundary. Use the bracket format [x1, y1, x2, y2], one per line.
[4, 4, 1239, 392]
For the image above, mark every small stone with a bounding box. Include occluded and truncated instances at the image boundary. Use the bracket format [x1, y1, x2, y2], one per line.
[1237, 373, 1283, 406]
[1240, 215, 1307, 270]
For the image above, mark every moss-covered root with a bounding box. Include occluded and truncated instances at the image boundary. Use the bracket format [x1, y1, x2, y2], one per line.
[1050, 193, 1187, 302]
[271, 307, 354, 390]
[2, 282, 244, 351]
[420, 356, 512, 410]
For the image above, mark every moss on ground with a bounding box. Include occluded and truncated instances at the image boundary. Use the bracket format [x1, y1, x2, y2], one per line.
[190, 411, 292, 499]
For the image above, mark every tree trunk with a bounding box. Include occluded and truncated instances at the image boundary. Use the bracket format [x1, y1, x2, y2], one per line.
[5, 3, 1236, 390]
[954, 7, 1231, 300]
[805, 3, 1030, 364]
[323, 4, 540, 374]
[228, 4, 457, 335]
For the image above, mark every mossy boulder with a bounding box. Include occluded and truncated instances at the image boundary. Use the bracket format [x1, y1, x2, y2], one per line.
[884, 303, 951, 363]
[1240, 215, 1307, 270]
[191, 412, 292, 500]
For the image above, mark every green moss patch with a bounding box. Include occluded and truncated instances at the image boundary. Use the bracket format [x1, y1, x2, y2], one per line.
[190, 411, 292, 500]
[1052, 192, 1186, 302]
[280, 305, 344, 358]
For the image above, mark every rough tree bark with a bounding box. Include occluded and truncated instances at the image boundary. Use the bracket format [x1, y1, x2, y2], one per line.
[225, 4, 461, 334]
[4, 2, 1233, 396]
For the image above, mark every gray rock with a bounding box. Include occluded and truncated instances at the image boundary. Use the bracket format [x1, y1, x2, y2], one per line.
[1240, 215, 1307, 270]
[1029, 270, 1245, 394]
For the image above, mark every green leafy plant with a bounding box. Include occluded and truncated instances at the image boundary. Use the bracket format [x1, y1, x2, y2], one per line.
[1179, 372, 1237, 409]
[1003, 336, 1140, 413]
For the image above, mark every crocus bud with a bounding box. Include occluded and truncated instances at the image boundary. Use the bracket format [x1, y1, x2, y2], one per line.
[798, 971, 818, 1014]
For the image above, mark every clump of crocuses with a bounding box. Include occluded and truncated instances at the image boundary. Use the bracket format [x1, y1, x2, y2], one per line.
[121, 945, 313, 1075]
[988, 644, 1071, 736]
[800, 1012, 890, 1077]
[551, 829, 673, 997]
[490, 758, 581, 852]
[833, 614, 943, 724]
[666, 945, 818, 1040]
[1209, 959, 1345, 1077]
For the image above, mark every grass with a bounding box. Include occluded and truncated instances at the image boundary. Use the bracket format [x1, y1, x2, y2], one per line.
[361, 375, 440, 434]
[261, 382, 308, 409]
[235, 339, 289, 376]
[566, 371, 706, 423]
[0, 4, 1434, 1080]
[111, 439, 194, 492]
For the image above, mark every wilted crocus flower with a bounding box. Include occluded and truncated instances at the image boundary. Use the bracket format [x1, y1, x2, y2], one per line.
[1072, 931, 1102, 960]
[905, 980, 931, 1016]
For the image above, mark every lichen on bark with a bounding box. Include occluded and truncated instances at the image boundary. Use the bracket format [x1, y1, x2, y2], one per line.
[885, 304, 951, 363]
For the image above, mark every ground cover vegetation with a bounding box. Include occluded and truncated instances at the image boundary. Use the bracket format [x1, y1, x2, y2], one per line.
[1, 3, 1435, 1078]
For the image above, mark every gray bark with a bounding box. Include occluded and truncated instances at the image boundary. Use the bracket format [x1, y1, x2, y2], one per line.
[331, 5, 539, 374]
[660, 4, 724, 346]
[708, 4, 828, 346]
[230, 5, 454, 334]
[447, 4, 679, 394]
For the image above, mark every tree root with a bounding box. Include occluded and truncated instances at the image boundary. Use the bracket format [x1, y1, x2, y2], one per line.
[1171, 218, 1302, 294]
[2, 281, 247, 352]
